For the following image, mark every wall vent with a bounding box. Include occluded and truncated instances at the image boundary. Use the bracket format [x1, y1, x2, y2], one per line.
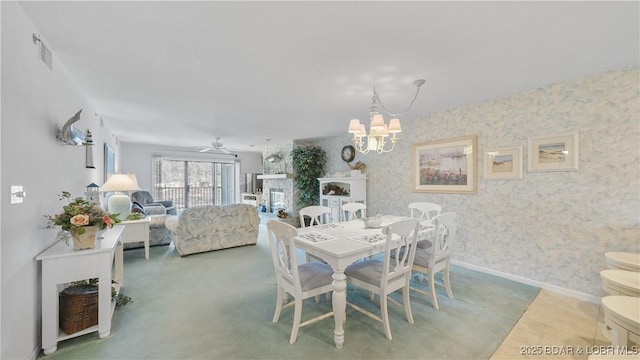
[40, 42, 52, 70]
[32, 34, 52, 71]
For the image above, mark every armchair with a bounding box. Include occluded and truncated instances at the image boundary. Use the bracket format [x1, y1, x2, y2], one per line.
[122, 190, 176, 250]
[131, 191, 177, 215]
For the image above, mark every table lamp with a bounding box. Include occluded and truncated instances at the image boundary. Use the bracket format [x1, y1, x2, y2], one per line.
[100, 174, 140, 218]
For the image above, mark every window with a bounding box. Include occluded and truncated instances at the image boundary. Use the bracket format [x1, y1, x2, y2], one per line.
[153, 156, 237, 211]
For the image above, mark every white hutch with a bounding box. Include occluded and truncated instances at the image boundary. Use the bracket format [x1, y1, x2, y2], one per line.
[318, 176, 367, 223]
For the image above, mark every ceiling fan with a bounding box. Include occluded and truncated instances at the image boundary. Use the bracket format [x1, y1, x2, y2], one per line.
[200, 137, 232, 154]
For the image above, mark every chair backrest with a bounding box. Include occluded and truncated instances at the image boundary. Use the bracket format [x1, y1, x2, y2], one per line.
[408, 202, 442, 221]
[381, 218, 420, 287]
[430, 212, 457, 266]
[299, 206, 331, 228]
[131, 191, 154, 205]
[267, 220, 302, 294]
[341, 202, 367, 221]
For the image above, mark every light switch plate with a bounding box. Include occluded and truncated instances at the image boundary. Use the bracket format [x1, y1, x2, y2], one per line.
[11, 186, 25, 204]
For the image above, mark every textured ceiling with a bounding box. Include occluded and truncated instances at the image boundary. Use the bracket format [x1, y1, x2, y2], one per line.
[18, 1, 639, 152]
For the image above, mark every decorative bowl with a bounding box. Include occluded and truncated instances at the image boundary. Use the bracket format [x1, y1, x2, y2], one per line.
[363, 215, 382, 228]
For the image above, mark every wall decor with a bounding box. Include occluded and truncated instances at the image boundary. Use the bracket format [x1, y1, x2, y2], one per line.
[484, 146, 523, 180]
[528, 132, 579, 172]
[413, 135, 477, 194]
[341, 145, 355, 163]
[103, 143, 115, 182]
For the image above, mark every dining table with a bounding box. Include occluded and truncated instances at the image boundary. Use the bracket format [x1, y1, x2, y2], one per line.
[294, 215, 434, 349]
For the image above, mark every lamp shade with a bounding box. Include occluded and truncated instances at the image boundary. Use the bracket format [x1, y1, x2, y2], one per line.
[388, 118, 402, 133]
[370, 113, 385, 130]
[100, 174, 140, 192]
[348, 119, 362, 133]
[127, 173, 138, 187]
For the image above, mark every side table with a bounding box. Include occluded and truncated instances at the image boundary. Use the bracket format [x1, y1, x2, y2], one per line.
[116, 217, 151, 260]
[36, 226, 124, 355]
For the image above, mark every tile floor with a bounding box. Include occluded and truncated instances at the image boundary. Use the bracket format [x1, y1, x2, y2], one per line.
[491, 289, 638, 359]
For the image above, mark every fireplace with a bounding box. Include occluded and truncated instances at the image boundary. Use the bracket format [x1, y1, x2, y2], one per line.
[269, 188, 285, 213]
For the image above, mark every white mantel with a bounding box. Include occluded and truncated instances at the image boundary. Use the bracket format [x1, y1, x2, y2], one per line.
[257, 173, 295, 179]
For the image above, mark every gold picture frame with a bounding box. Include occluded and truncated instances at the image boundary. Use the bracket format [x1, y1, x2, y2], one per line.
[528, 132, 579, 172]
[412, 135, 477, 194]
[484, 146, 523, 180]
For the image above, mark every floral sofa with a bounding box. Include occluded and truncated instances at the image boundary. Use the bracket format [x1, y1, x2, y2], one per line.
[165, 204, 260, 256]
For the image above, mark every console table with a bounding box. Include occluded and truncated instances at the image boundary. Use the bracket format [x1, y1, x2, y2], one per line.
[36, 226, 124, 355]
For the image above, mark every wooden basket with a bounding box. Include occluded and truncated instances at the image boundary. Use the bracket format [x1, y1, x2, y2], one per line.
[59, 284, 98, 334]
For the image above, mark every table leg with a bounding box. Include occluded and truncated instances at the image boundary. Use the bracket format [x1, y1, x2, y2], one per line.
[331, 270, 347, 349]
[113, 241, 124, 286]
[98, 252, 112, 338]
[41, 266, 58, 354]
[143, 222, 150, 260]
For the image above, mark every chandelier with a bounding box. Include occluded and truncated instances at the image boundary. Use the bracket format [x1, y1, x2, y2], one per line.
[348, 79, 425, 154]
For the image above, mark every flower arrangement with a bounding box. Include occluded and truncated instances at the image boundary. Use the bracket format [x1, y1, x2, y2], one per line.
[348, 161, 366, 170]
[45, 191, 121, 244]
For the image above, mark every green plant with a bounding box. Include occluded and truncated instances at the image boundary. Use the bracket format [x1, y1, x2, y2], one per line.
[126, 212, 145, 221]
[44, 191, 121, 244]
[292, 145, 327, 207]
[112, 292, 133, 307]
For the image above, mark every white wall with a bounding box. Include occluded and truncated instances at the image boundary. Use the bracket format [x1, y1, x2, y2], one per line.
[314, 66, 640, 299]
[0, 3, 119, 358]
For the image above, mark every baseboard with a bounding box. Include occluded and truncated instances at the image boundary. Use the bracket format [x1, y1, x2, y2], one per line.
[451, 260, 601, 304]
[29, 345, 40, 360]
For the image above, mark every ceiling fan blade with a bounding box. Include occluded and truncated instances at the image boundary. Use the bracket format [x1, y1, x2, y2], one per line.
[219, 148, 232, 154]
[199, 147, 213, 153]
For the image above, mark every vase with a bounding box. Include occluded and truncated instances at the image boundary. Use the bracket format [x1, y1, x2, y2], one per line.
[72, 226, 99, 250]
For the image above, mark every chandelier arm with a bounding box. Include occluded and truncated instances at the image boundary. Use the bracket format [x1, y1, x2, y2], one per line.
[375, 85, 423, 117]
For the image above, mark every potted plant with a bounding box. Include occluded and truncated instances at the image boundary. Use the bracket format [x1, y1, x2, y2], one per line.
[277, 208, 288, 219]
[45, 191, 121, 250]
[348, 161, 366, 176]
[292, 145, 327, 208]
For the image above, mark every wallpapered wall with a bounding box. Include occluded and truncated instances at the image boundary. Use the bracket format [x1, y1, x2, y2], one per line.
[313, 67, 639, 297]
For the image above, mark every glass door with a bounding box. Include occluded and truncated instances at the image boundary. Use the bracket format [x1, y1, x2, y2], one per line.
[153, 157, 237, 211]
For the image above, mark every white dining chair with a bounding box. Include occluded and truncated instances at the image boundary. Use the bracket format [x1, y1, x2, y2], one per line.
[267, 220, 334, 344]
[408, 202, 442, 222]
[344, 218, 420, 340]
[299, 205, 332, 267]
[410, 212, 457, 310]
[299, 206, 331, 228]
[341, 202, 367, 221]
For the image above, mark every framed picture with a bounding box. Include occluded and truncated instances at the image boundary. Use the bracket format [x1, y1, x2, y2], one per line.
[528, 132, 579, 172]
[104, 143, 115, 182]
[484, 147, 523, 180]
[413, 135, 477, 194]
